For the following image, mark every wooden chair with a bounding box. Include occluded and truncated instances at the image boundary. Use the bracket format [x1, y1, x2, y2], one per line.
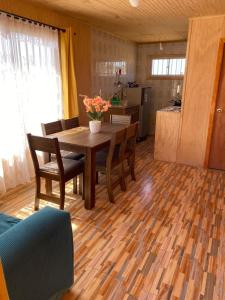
[111, 114, 131, 126]
[96, 128, 127, 203]
[41, 120, 82, 159]
[61, 117, 85, 192]
[27, 133, 84, 210]
[41, 120, 84, 194]
[61, 117, 79, 130]
[124, 122, 139, 181]
[41, 120, 63, 135]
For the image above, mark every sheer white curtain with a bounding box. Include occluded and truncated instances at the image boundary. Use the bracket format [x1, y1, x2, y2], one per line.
[0, 13, 63, 193]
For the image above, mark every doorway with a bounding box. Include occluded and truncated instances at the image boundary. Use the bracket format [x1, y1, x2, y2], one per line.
[209, 40, 225, 170]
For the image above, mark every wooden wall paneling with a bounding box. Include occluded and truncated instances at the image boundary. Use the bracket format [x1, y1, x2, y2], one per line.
[176, 18, 193, 157]
[73, 22, 91, 125]
[177, 15, 225, 167]
[204, 38, 225, 167]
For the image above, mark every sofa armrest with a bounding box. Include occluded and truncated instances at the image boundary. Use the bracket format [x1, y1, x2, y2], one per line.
[0, 207, 74, 300]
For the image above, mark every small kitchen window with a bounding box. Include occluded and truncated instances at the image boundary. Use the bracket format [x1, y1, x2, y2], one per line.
[148, 56, 186, 79]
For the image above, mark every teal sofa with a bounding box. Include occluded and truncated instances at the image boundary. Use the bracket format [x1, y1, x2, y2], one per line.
[0, 207, 74, 300]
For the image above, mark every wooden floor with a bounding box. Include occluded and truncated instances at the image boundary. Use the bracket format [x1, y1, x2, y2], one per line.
[1, 137, 225, 300]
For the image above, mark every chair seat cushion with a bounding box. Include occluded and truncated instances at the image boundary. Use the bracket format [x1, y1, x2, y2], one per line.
[40, 158, 84, 178]
[63, 151, 84, 160]
[0, 214, 21, 235]
[51, 151, 84, 161]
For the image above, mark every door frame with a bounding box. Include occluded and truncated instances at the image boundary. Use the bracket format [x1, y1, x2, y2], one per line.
[205, 38, 225, 168]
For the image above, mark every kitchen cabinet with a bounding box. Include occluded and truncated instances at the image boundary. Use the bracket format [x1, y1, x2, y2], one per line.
[154, 106, 181, 163]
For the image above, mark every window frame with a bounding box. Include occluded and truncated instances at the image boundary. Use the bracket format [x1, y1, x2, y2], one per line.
[147, 54, 186, 80]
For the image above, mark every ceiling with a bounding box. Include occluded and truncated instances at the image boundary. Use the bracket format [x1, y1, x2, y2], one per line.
[27, 0, 225, 43]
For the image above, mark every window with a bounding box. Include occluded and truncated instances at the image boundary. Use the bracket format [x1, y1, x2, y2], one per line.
[149, 56, 186, 79]
[96, 61, 127, 76]
[0, 13, 63, 193]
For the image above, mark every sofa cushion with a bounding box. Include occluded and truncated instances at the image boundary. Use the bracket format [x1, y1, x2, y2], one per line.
[0, 214, 21, 235]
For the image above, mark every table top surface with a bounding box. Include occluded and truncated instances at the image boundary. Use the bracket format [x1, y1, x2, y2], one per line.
[49, 123, 127, 149]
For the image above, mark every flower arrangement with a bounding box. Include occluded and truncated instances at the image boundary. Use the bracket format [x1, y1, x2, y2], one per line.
[83, 96, 111, 121]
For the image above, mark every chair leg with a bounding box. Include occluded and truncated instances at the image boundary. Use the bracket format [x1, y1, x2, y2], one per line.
[119, 163, 126, 191]
[78, 174, 83, 196]
[96, 172, 99, 184]
[130, 155, 136, 181]
[59, 181, 65, 210]
[82, 173, 85, 200]
[73, 176, 77, 194]
[34, 176, 40, 211]
[106, 171, 114, 203]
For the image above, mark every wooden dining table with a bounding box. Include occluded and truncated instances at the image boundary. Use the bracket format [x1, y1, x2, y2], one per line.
[49, 123, 127, 209]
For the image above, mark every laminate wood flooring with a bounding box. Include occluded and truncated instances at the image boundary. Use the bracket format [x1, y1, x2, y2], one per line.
[1, 137, 225, 300]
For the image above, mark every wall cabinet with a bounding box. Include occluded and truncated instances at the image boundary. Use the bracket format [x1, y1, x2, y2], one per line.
[177, 15, 225, 167]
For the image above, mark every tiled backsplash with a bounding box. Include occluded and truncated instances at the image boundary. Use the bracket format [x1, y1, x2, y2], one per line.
[91, 28, 137, 99]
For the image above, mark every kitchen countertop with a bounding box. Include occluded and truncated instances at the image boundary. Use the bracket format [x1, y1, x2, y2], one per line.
[159, 106, 181, 112]
[110, 104, 140, 108]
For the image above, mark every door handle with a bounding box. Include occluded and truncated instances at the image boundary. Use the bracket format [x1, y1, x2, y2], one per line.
[217, 108, 223, 113]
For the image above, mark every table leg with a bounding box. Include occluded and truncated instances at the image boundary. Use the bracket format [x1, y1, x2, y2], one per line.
[84, 148, 96, 209]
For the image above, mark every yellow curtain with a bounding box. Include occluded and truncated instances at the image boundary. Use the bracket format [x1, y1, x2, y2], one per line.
[0, 260, 9, 300]
[59, 28, 79, 118]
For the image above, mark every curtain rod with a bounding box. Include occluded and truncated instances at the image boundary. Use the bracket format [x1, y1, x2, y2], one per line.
[0, 9, 66, 32]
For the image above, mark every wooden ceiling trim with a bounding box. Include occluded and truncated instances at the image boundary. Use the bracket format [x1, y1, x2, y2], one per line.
[19, 0, 225, 42]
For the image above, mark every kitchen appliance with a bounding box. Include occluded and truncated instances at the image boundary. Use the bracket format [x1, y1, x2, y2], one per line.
[123, 86, 151, 139]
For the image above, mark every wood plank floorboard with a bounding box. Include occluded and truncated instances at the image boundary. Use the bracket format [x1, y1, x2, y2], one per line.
[1, 137, 225, 299]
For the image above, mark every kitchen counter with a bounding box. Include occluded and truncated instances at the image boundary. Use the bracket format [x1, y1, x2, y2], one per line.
[159, 106, 181, 112]
[154, 106, 181, 163]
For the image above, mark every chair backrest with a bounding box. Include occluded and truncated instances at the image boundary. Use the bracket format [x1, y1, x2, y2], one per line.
[111, 115, 131, 126]
[61, 117, 79, 130]
[41, 120, 63, 136]
[27, 134, 63, 174]
[106, 128, 127, 167]
[125, 122, 139, 154]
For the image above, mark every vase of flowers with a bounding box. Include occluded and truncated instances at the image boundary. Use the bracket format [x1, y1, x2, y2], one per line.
[83, 95, 111, 133]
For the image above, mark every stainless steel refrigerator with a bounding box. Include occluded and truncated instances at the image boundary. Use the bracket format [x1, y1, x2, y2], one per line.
[123, 86, 151, 139]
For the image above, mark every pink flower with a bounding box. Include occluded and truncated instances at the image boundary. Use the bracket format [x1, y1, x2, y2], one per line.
[86, 104, 92, 112]
[83, 98, 88, 106]
[95, 105, 101, 112]
[82, 94, 111, 120]
[83, 97, 92, 107]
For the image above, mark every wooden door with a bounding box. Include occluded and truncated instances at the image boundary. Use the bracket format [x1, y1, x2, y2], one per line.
[209, 44, 225, 170]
